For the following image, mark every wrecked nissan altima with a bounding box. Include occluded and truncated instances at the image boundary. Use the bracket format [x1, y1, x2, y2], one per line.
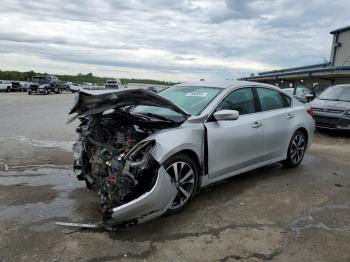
[70, 81, 315, 227]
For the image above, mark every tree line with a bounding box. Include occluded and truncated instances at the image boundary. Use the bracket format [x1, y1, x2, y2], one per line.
[0, 70, 178, 86]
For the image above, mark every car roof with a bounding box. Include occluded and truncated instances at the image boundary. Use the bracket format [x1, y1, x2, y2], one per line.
[175, 80, 273, 89]
[330, 84, 350, 88]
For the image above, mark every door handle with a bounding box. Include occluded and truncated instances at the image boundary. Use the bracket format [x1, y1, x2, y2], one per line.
[286, 114, 294, 119]
[252, 122, 262, 128]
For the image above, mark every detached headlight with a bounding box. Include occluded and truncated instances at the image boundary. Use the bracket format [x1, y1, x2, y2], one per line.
[126, 140, 155, 162]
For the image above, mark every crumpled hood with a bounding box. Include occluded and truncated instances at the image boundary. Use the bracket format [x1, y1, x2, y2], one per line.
[310, 98, 350, 111]
[69, 88, 189, 117]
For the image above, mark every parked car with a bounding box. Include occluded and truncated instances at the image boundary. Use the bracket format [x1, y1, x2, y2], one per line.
[20, 82, 29, 92]
[10, 81, 22, 92]
[69, 81, 315, 228]
[28, 75, 63, 95]
[282, 86, 315, 103]
[309, 84, 350, 130]
[64, 82, 72, 91]
[68, 83, 83, 93]
[0, 80, 11, 92]
[105, 79, 122, 89]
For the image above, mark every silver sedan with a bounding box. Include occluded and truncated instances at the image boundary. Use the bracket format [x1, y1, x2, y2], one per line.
[70, 80, 315, 228]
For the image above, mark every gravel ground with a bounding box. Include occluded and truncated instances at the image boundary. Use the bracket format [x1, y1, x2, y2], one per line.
[0, 92, 349, 262]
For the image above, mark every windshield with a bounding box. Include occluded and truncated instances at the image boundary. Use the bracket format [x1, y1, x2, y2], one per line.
[318, 85, 350, 102]
[295, 86, 311, 96]
[132, 85, 222, 120]
[32, 77, 47, 84]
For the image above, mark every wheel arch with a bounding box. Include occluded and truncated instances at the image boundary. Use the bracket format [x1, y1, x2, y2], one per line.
[172, 149, 202, 172]
[295, 127, 309, 146]
[156, 148, 203, 189]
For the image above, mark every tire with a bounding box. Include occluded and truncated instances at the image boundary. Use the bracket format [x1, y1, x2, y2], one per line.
[163, 153, 199, 215]
[28, 91, 32, 95]
[7, 87, 10, 92]
[282, 130, 307, 168]
[44, 89, 49, 95]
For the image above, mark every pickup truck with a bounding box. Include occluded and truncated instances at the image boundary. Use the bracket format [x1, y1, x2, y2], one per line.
[0, 80, 11, 92]
[28, 75, 64, 95]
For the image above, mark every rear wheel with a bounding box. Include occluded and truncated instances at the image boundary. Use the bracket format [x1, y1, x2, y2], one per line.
[163, 154, 199, 215]
[283, 130, 306, 168]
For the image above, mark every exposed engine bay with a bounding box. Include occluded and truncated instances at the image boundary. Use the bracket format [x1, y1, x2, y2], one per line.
[66, 88, 190, 227]
[73, 109, 181, 222]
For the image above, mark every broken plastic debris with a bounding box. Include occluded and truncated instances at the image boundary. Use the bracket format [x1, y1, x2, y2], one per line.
[55, 222, 103, 229]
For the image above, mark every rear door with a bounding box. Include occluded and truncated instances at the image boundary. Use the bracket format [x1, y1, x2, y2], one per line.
[205, 87, 264, 179]
[255, 87, 294, 161]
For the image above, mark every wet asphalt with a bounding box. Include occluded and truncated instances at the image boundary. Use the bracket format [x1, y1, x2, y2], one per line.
[0, 92, 349, 262]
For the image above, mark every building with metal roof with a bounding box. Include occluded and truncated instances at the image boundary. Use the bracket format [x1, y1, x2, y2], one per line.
[241, 26, 350, 92]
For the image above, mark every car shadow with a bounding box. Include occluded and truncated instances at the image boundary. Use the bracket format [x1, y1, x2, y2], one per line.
[96, 162, 290, 241]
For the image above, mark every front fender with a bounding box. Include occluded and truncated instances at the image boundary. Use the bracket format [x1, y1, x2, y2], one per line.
[150, 125, 205, 165]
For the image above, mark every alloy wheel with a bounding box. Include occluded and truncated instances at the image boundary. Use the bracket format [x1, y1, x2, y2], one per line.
[166, 161, 195, 210]
[290, 133, 305, 165]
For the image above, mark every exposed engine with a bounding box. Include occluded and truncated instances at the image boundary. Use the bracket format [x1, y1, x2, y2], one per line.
[73, 109, 179, 221]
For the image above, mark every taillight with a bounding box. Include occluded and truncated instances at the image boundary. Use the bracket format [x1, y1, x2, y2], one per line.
[307, 108, 315, 119]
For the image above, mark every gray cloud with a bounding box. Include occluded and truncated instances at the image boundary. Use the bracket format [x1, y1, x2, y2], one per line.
[0, 0, 349, 81]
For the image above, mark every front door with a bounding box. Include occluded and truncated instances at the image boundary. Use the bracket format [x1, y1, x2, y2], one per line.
[205, 87, 264, 179]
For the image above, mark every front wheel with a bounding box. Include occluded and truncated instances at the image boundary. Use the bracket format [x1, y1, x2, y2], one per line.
[283, 130, 307, 168]
[163, 153, 199, 215]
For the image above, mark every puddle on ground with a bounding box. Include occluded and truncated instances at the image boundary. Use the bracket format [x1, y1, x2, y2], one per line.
[0, 166, 101, 232]
[0, 135, 74, 152]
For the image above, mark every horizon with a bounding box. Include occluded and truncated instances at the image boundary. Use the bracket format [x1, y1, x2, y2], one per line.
[0, 0, 349, 82]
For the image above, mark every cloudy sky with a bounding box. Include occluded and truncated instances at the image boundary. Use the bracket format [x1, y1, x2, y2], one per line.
[0, 0, 349, 81]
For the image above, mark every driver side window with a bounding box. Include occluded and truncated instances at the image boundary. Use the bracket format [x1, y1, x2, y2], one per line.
[215, 88, 255, 115]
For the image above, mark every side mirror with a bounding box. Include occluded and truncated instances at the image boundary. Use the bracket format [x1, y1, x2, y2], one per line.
[213, 110, 239, 121]
[305, 94, 315, 102]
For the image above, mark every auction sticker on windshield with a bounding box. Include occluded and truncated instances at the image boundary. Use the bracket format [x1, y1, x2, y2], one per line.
[186, 92, 207, 97]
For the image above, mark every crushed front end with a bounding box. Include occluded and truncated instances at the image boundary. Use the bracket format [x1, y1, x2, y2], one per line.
[70, 89, 188, 226]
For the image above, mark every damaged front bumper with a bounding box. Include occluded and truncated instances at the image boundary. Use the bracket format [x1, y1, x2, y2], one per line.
[57, 166, 177, 229]
[108, 166, 177, 225]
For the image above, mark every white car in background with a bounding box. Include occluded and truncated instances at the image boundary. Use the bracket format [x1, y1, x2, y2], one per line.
[0, 80, 11, 92]
[69, 83, 83, 93]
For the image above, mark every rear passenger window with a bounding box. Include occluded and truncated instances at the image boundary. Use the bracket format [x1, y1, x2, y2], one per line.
[215, 88, 255, 115]
[256, 88, 289, 111]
